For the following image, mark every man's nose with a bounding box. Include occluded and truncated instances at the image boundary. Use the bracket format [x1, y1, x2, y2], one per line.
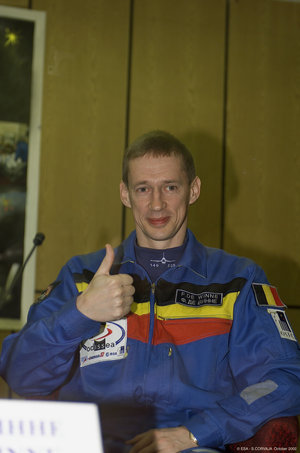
[149, 188, 166, 210]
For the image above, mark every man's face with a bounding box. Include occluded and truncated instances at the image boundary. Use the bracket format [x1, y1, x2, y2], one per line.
[120, 153, 201, 249]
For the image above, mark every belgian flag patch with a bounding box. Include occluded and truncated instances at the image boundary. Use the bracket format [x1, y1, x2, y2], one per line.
[252, 283, 286, 308]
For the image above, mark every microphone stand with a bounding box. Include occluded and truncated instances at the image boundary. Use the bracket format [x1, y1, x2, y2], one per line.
[0, 233, 45, 311]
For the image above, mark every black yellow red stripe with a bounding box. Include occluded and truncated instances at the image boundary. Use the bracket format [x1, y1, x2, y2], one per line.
[75, 275, 244, 345]
[128, 291, 238, 344]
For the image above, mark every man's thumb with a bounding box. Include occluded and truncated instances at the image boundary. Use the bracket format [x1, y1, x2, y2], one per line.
[96, 244, 115, 275]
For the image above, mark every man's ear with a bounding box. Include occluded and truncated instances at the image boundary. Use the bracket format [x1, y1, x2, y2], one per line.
[189, 176, 201, 205]
[120, 181, 131, 208]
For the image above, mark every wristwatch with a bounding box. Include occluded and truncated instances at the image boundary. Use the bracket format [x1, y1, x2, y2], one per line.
[189, 430, 199, 446]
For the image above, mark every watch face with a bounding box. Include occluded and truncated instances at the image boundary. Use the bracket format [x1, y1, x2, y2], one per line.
[189, 431, 198, 445]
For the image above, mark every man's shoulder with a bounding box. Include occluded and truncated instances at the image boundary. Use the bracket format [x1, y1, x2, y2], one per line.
[205, 244, 255, 265]
[63, 232, 136, 276]
[66, 248, 106, 275]
[202, 243, 259, 280]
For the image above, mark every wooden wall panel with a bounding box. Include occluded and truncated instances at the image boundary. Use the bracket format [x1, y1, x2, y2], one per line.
[31, 0, 130, 290]
[0, 0, 28, 7]
[125, 0, 226, 247]
[225, 0, 300, 309]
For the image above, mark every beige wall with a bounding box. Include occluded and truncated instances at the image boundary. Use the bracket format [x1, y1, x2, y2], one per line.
[34, 0, 131, 286]
[0, 1, 300, 437]
[125, 0, 226, 248]
[224, 0, 300, 351]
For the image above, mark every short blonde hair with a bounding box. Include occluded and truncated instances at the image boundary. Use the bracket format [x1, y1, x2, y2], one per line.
[122, 130, 196, 186]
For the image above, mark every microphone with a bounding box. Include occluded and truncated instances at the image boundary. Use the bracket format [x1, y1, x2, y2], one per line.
[33, 232, 45, 247]
[0, 233, 45, 311]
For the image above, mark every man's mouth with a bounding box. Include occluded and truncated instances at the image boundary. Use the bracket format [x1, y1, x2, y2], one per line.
[148, 217, 170, 226]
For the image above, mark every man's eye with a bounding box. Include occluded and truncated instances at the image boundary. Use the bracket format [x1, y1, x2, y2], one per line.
[136, 187, 148, 193]
[166, 185, 177, 191]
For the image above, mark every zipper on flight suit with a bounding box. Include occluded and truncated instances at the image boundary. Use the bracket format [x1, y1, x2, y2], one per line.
[148, 282, 156, 345]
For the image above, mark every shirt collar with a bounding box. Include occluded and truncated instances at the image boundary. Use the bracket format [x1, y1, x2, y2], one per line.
[120, 229, 208, 279]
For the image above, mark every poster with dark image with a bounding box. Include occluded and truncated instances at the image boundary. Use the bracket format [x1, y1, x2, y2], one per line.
[0, 17, 34, 318]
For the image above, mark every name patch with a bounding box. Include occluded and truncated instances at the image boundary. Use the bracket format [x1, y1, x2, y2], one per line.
[175, 289, 223, 307]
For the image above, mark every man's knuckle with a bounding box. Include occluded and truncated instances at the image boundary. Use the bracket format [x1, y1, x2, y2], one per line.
[106, 279, 115, 290]
[112, 285, 124, 297]
[114, 307, 124, 318]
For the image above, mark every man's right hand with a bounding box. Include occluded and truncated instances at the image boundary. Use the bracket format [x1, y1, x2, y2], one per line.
[76, 244, 135, 322]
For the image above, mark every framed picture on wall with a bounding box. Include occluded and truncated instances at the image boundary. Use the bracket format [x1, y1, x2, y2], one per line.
[0, 6, 46, 329]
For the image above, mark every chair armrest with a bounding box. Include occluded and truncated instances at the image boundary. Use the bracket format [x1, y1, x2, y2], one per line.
[227, 416, 299, 451]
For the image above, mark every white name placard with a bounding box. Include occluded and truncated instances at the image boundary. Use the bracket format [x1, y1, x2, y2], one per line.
[0, 399, 103, 453]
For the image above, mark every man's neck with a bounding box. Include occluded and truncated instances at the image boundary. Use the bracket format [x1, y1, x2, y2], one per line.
[134, 240, 187, 282]
[135, 228, 187, 250]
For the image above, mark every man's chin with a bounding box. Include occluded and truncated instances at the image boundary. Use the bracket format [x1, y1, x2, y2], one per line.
[137, 226, 183, 248]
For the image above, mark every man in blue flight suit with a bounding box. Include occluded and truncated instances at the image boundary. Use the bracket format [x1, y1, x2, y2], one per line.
[1, 130, 300, 452]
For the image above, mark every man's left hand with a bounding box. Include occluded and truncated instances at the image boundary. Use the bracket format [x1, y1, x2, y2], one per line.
[126, 426, 196, 453]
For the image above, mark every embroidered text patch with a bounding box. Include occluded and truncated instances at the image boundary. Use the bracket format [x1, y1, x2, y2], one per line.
[175, 289, 223, 307]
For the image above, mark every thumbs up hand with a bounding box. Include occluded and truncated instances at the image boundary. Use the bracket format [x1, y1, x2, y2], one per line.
[76, 244, 135, 322]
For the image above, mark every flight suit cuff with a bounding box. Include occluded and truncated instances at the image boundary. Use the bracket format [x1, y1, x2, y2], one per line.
[57, 297, 101, 340]
[184, 411, 223, 449]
